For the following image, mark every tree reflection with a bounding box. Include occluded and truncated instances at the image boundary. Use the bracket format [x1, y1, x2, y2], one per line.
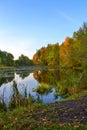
[0, 76, 14, 86]
[33, 69, 60, 86]
[16, 70, 31, 79]
[33, 68, 87, 97]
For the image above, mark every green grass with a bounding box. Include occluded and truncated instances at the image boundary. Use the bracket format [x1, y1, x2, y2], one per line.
[0, 109, 87, 130]
[0, 82, 87, 130]
[35, 125, 87, 130]
[36, 83, 52, 94]
[63, 90, 87, 101]
[0, 99, 87, 130]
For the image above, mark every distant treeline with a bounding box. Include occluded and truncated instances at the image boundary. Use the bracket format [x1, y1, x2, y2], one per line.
[33, 22, 87, 68]
[0, 22, 87, 67]
[0, 52, 34, 66]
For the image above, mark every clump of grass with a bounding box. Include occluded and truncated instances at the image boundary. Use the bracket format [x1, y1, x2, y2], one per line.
[0, 101, 7, 112]
[8, 81, 36, 110]
[64, 90, 87, 101]
[56, 82, 69, 97]
[8, 81, 23, 109]
[36, 95, 42, 104]
[34, 125, 87, 130]
[54, 92, 59, 99]
[55, 69, 87, 99]
[26, 93, 35, 111]
[36, 83, 52, 95]
[0, 88, 7, 112]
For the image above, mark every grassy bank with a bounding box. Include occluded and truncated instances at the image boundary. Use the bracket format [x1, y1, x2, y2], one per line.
[0, 67, 87, 129]
[0, 92, 87, 130]
[63, 90, 87, 101]
[0, 104, 87, 130]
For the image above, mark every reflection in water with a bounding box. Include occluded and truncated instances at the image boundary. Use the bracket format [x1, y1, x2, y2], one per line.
[14, 73, 39, 99]
[0, 81, 13, 106]
[33, 69, 60, 86]
[16, 70, 31, 79]
[0, 77, 14, 86]
[0, 68, 86, 106]
[33, 68, 87, 97]
[0, 72, 14, 86]
[37, 89, 62, 103]
[0, 73, 39, 106]
[0, 69, 62, 106]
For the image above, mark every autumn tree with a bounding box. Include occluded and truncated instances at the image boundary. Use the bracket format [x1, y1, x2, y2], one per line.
[59, 37, 74, 67]
[33, 43, 59, 66]
[33, 47, 47, 65]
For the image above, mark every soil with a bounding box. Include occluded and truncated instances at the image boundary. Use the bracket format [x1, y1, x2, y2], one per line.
[31, 96, 87, 126]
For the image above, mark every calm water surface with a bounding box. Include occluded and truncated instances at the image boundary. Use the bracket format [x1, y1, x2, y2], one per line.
[0, 68, 63, 105]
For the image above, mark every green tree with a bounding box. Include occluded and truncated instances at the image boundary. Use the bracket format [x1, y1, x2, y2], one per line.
[15, 54, 34, 66]
[70, 22, 87, 67]
[6, 53, 14, 66]
[46, 43, 59, 66]
[0, 50, 14, 66]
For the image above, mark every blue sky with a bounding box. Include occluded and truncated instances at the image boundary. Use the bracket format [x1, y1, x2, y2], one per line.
[0, 0, 87, 59]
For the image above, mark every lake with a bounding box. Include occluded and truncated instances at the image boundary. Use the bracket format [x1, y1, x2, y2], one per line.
[0, 67, 62, 106]
[0, 67, 86, 107]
